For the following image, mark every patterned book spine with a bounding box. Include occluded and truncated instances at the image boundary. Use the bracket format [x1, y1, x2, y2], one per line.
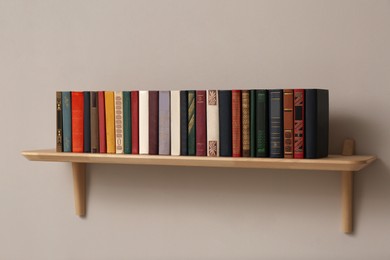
[149, 91, 159, 155]
[241, 90, 250, 157]
[250, 90, 256, 157]
[219, 90, 232, 157]
[269, 89, 284, 158]
[180, 91, 188, 155]
[131, 91, 139, 154]
[170, 91, 180, 156]
[283, 89, 294, 158]
[62, 92, 72, 152]
[294, 89, 304, 159]
[123, 91, 131, 154]
[83, 92, 91, 153]
[196, 90, 206, 156]
[90, 92, 99, 153]
[71, 92, 84, 153]
[255, 90, 268, 157]
[114, 91, 124, 154]
[187, 91, 196, 156]
[206, 90, 219, 156]
[139, 91, 149, 154]
[159, 91, 170, 155]
[232, 90, 241, 157]
[105, 91, 115, 154]
[56, 92, 63, 152]
[98, 91, 106, 153]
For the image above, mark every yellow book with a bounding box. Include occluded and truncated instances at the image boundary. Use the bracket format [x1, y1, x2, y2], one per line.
[105, 91, 115, 154]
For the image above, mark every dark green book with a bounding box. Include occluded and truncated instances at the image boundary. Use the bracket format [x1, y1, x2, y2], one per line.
[187, 90, 196, 155]
[123, 91, 132, 154]
[255, 90, 269, 157]
[250, 90, 256, 157]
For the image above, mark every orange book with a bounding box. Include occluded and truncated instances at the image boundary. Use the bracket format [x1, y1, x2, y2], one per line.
[105, 91, 116, 154]
[71, 92, 84, 153]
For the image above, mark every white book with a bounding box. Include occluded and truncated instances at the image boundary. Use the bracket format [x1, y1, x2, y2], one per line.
[114, 91, 124, 154]
[170, 91, 180, 156]
[206, 90, 219, 156]
[139, 91, 149, 154]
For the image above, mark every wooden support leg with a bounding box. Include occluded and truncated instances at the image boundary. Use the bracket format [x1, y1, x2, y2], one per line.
[72, 162, 87, 217]
[341, 139, 355, 234]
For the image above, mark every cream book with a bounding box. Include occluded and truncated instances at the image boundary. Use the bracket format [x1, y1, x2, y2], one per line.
[114, 91, 124, 154]
[139, 91, 149, 154]
[170, 90, 180, 156]
[207, 90, 219, 156]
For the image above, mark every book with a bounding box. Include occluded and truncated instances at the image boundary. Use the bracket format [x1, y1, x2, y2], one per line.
[149, 91, 159, 155]
[56, 92, 63, 152]
[219, 90, 232, 157]
[250, 90, 256, 157]
[114, 91, 124, 154]
[139, 91, 149, 154]
[196, 90, 207, 156]
[255, 90, 268, 157]
[159, 91, 170, 155]
[131, 91, 139, 154]
[232, 90, 241, 157]
[90, 91, 99, 153]
[170, 91, 180, 156]
[206, 90, 219, 156]
[180, 91, 188, 156]
[283, 89, 294, 158]
[187, 91, 196, 156]
[71, 92, 84, 153]
[105, 91, 115, 154]
[305, 89, 329, 158]
[123, 91, 131, 154]
[241, 90, 250, 157]
[83, 92, 91, 153]
[98, 91, 106, 153]
[62, 92, 72, 152]
[294, 89, 304, 159]
[269, 89, 284, 158]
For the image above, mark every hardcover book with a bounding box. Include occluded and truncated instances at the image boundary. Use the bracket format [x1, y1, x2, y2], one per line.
[269, 89, 283, 158]
[196, 90, 207, 156]
[294, 89, 304, 159]
[232, 90, 241, 157]
[241, 90, 250, 157]
[83, 92, 91, 153]
[105, 91, 115, 154]
[250, 90, 256, 157]
[170, 91, 180, 156]
[98, 91, 106, 153]
[90, 91, 99, 153]
[219, 90, 232, 157]
[187, 91, 196, 156]
[139, 91, 149, 154]
[255, 90, 268, 157]
[123, 91, 131, 154]
[149, 91, 159, 155]
[71, 92, 84, 153]
[159, 91, 170, 155]
[62, 92, 72, 152]
[56, 92, 63, 152]
[180, 91, 188, 155]
[131, 91, 139, 154]
[206, 90, 219, 156]
[114, 91, 124, 154]
[283, 89, 294, 158]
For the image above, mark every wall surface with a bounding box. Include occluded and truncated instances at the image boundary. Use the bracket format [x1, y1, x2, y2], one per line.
[1, 0, 389, 259]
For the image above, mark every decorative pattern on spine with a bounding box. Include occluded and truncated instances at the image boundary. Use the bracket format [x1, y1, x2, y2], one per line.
[187, 91, 196, 155]
[206, 90, 219, 156]
[196, 90, 207, 156]
[269, 89, 284, 158]
[232, 90, 241, 157]
[56, 92, 63, 152]
[294, 89, 304, 158]
[241, 90, 250, 157]
[255, 90, 268, 157]
[283, 89, 294, 158]
[114, 91, 124, 154]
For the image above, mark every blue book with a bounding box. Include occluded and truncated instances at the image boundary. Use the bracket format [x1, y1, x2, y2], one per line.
[62, 92, 72, 152]
[83, 92, 91, 153]
[159, 91, 170, 155]
[269, 89, 283, 158]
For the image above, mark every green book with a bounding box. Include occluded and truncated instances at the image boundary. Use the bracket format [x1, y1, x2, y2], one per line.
[123, 91, 132, 154]
[187, 91, 196, 155]
[255, 90, 269, 157]
[250, 90, 256, 157]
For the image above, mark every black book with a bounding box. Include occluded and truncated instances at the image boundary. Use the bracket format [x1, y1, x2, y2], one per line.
[305, 89, 329, 158]
[219, 90, 232, 157]
[83, 91, 91, 153]
[255, 90, 269, 157]
[56, 92, 63, 152]
[180, 91, 188, 155]
[269, 89, 283, 158]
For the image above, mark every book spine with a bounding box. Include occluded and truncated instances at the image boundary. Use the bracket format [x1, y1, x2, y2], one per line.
[71, 92, 84, 153]
[149, 91, 159, 155]
[56, 92, 63, 152]
[98, 91, 106, 153]
[180, 91, 188, 155]
[232, 90, 241, 157]
[170, 91, 181, 156]
[105, 91, 115, 154]
[283, 89, 294, 158]
[90, 92, 99, 153]
[83, 92, 91, 153]
[269, 89, 284, 158]
[139, 91, 149, 154]
[114, 91, 124, 154]
[131, 91, 139, 154]
[241, 90, 250, 157]
[62, 92, 72, 152]
[255, 90, 268, 157]
[123, 91, 131, 154]
[250, 90, 256, 157]
[219, 90, 232, 157]
[196, 90, 207, 156]
[206, 90, 219, 156]
[187, 91, 196, 156]
[159, 91, 170, 155]
[294, 89, 304, 159]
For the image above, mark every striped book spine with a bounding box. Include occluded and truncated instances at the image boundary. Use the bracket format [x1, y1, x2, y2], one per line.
[114, 91, 124, 154]
[187, 91, 196, 156]
[294, 89, 304, 159]
[180, 91, 188, 155]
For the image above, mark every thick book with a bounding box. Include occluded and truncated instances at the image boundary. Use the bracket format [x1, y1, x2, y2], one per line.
[105, 91, 115, 154]
[123, 91, 131, 154]
[206, 90, 219, 156]
[269, 89, 283, 158]
[131, 91, 139, 154]
[149, 91, 159, 155]
[56, 92, 63, 152]
[305, 89, 329, 158]
[219, 90, 232, 157]
[114, 91, 124, 154]
[62, 92, 72, 152]
[159, 91, 170, 155]
[139, 91, 149, 154]
[71, 92, 84, 153]
[83, 92, 91, 153]
[232, 90, 241, 157]
[283, 89, 294, 158]
[294, 89, 305, 159]
[255, 90, 268, 157]
[170, 91, 180, 156]
[196, 90, 207, 156]
[250, 90, 256, 157]
[180, 91, 188, 156]
[241, 90, 250, 157]
[90, 91, 99, 153]
[98, 91, 106, 153]
[187, 91, 196, 156]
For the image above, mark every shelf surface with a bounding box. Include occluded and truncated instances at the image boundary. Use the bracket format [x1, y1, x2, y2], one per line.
[22, 149, 376, 172]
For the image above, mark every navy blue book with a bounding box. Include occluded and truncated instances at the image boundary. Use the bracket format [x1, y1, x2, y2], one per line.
[62, 92, 72, 152]
[83, 92, 91, 153]
[180, 91, 188, 155]
[269, 89, 284, 158]
[219, 90, 232, 157]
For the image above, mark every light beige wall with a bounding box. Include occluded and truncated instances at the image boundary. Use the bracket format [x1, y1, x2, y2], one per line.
[1, 0, 389, 259]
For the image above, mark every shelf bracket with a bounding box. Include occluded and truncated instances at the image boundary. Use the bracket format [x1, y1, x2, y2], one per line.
[72, 162, 87, 217]
[341, 138, 355, 234]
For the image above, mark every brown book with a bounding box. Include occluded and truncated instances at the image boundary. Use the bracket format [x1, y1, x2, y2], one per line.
[283, 89, 294, 158]
[56, 92, 63, 152]
[149, 91, 159, 155]
[232, 90, 241, 157]
[241, 90, 250, 157]
[90, 91, 99, 153]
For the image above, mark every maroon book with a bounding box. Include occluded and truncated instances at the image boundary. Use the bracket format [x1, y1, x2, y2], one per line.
[232, 90, 241, 157]
[196, 90, 207, 156]
[294, 89, 304, 159]
[149, 91, 159, 155]
[98, 91, 106, 153]
[131, 91, 139, 154]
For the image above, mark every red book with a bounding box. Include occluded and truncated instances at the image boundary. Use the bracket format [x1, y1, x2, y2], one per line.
[131, 91, 139, 154]
[149, 91, 159, 155]
[195, 90, 206, 156]
[71, 92, 84, 153]
[98, 91, 106, 153]
[232, 90, 241, 157]
[294, 89, 304, 158]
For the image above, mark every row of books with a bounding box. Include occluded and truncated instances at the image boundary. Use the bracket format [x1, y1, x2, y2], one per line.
[56, 89, 329, 158]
